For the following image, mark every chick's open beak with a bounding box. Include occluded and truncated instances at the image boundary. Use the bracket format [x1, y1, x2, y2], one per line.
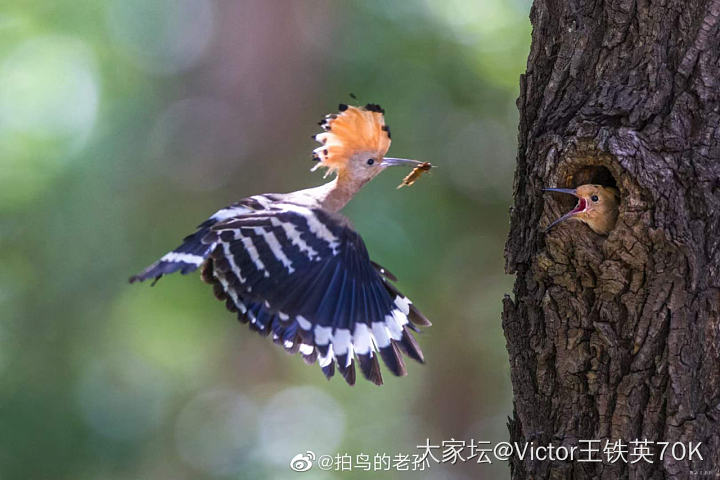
[380, 157, 426, 168]
[544, 188, 586, 232]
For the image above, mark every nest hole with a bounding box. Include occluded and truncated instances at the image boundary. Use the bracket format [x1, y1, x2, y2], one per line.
[552, 165, 620, 211]
[570, 165, 617, 190]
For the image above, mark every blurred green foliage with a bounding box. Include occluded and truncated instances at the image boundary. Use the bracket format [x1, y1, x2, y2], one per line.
[0, 0, 530, 478]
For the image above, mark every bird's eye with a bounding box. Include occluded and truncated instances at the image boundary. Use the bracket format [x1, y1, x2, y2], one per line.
[591, 195, 599, 202]
[366, 158, 375, 165]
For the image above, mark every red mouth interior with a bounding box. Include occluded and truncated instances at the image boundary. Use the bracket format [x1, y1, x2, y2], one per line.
[571, 197, 587, 214]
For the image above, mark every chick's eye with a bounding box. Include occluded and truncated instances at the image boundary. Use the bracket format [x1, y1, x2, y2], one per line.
[366, 158, 375, 165]
[591, 195, 599, 202]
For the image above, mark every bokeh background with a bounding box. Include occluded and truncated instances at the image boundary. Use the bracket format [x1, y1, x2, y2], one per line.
[0, 1, 531, 478]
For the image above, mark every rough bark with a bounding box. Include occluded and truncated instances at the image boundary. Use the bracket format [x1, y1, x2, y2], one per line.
[503, 0, 720, 478]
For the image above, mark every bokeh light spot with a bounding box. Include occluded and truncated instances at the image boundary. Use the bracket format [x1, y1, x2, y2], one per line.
[106, 0, 215, 75]
[258, 386, 346, 466]
[0, 35, 99, 142]
[0, 35, 100, 210]
[175, 389, 258, 475]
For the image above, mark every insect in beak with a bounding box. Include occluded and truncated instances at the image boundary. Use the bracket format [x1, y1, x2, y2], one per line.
[396, 162, 433, 189]
[543, 188, 586, 232]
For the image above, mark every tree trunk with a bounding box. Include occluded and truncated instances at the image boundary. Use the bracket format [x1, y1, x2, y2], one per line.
[503, 0, 720, 478]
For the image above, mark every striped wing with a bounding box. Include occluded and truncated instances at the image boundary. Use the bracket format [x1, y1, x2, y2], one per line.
[129, 198, 269, 284]
[202, 202, 430, 385]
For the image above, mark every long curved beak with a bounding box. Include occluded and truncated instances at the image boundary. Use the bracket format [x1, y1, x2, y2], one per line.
[544, 187, 584, 232]
[381, 157, 426, 168]
[543, 188, 578, 197]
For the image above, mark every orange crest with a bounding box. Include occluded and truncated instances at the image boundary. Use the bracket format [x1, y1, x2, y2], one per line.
[312, 104, 392, 176]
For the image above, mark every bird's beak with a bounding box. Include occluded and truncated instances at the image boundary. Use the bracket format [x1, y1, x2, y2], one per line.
[543, 188, 578, 196]
[380, 157, 426, 168]
[543, 188, 587, 232]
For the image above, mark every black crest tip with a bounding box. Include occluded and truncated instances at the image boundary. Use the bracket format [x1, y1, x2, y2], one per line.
[364, 103, 385, 114]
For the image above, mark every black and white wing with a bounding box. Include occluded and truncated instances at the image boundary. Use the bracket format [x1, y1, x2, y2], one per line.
[201, 201, 430, 385]
[129, 197, 270, 284]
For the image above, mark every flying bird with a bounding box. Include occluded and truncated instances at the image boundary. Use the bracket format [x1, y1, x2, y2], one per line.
[544, 184, 620, 235]
[130, 104, 431, 385]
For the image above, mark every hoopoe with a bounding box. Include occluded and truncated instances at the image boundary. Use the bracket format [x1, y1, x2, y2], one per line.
[544, 184, 620, 235]
[130, 104, 431, 385]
